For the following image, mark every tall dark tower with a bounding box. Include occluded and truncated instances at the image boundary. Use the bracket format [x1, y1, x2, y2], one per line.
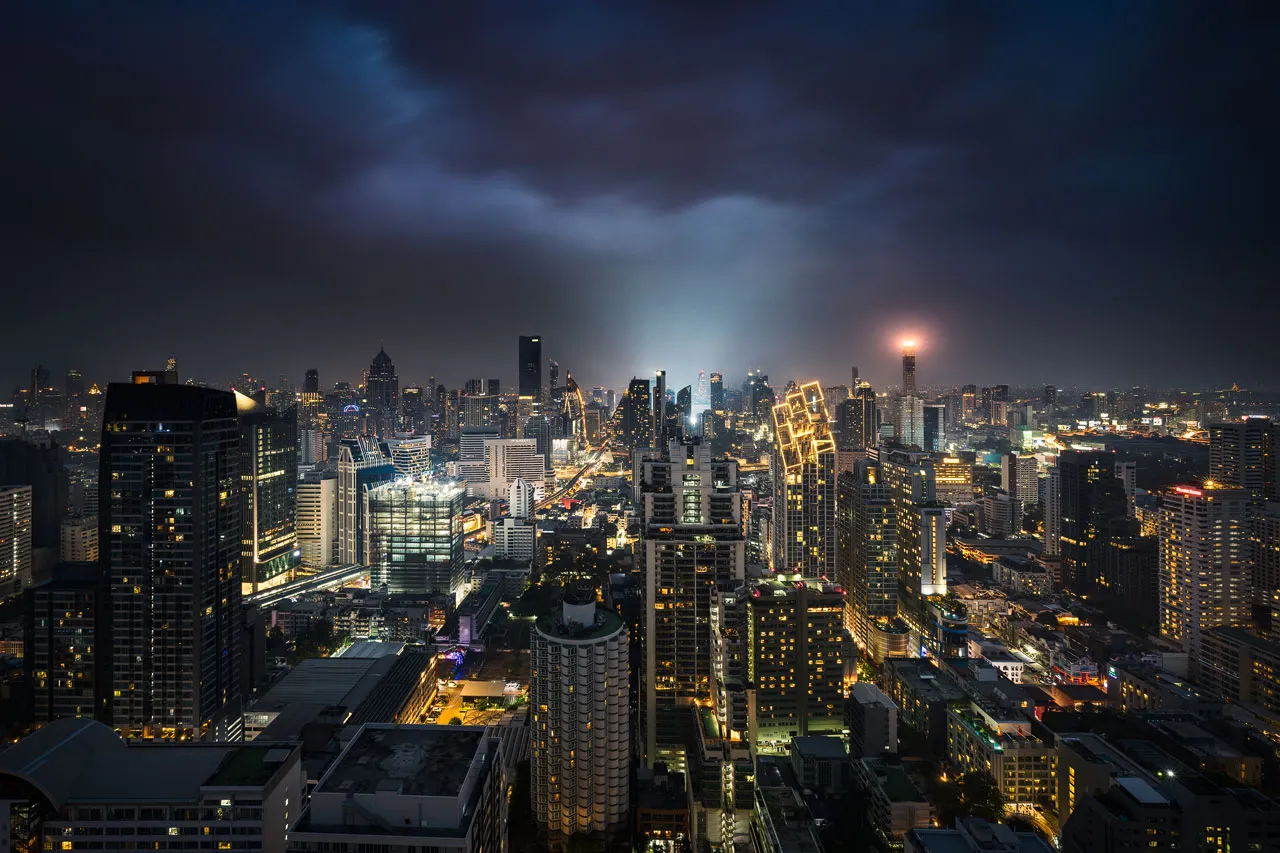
[709, 372, 724, 413]
[901, 343, 917, 395]
[519, 335, 542, 401]
[99, 383, 242, 740]
[366, 348, 399, 437]
[303, 369, 320, 395]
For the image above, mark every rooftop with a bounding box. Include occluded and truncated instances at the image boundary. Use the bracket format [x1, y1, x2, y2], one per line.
[790, 736, 846, 760]
[318, 725, 485, 798]
[205, 744, 296, 787]
[534, 603, 625, 642]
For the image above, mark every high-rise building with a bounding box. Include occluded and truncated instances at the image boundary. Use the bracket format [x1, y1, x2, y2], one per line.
[336, 436, 395, 565]
[747, 579, 845, 747]
[0, 485, 33, 599]
[366, 479, 465, 600]
[848, 682, 898, 759]
[236, 394, 298, 594]
[1044, 466, 1062, 557]
[386, 433, 432, 479]
[508, 477, 535, 520]
[483, 438, 544, 499]
[519, 335, 543, 401]
[771, 382, 837, 577]
[894, 394, 925, 449]
[365, 347, 399, 437]
[639, 439, 744, 767]
[1001, 452, 1039, 507]
[99, 382, 242, 739]
[303, 368, 319, 395]
[901, 342, 917, 395]
[1209, 417, 1276, 499]
[710, 372, 725, 413]
[619, 378, 653, 454]
[0, 437, 69, 551]
[837, 470, 897, 651]
[1159, 483, 1254, 656]
[25, 562, 108, 725]
[1058, 449, 1115, 593]
[881, 449, 947, 640]
[653, 370, 668, 447]
[922, 404, 946, 452]
[530, 588, 630, 837]
[60, 515, 98, 563]
[676, 385, 692, 439]
[840, 382, 879, 451]
[296, 471, 336, 568]
[933, 455, 974, 506]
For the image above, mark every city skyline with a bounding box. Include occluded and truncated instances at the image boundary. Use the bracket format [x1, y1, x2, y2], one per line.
[4, 4, 1279, 393]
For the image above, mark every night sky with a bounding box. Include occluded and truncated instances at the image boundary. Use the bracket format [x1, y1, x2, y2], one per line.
[3, 2, 1278, 395]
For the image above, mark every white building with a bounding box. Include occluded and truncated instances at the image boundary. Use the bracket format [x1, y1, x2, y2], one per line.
[531, 591, 630, 836]
[493, 517, 537, 563]
[1043, 467, 1061, 556]
[1159, 483, 1254, 656]
[60, 515, 98, 563]
[0, 718, 304, 853]
[0, 485, 33, 599]
[297, 472, 336, 568]
[509, 477, 535, 520]
[1001, 453, 1039, 506]
[287, 724, 508, 853]
[894, 395, 925, 450]
[483, 438, 545, 499]
[387, 433, 432, 479]
[458, 427, 500, 488]
[337, 437, 395, 565]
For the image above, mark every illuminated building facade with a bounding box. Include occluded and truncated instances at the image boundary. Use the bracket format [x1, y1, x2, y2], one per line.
[1159, 483, 1253, 656]
[100, 383, 242, 740]
[838, 381, 880, 452]
[639, 439, 744, 767]
[1058, 449, 1115, 593]
[530, 590, 630, 837]
[836, 470, 898, 650]
[366, 479, 465, 600]
[1209, 417, 1276, 498]
[933, 455, 974, 506]
[618, 377, 653, 454]
[1044, 466, 1062, 557]
[770, 382, 837, 578]
[710, 372, 724, 413]
[881, 448, 950, 650]
[237, 394, 298, 595]
[746, 580, 845, 747]
[296, 471, 336, 568]
[336, 436, 395, 565]
[25, 562, 108, 725]
[365, 347, 399, 437]
[894, 394, 925, 450]
[0, 485, 33, 599]
[386, 433, 432, 479]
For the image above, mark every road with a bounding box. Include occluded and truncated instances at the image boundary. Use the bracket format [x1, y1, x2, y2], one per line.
[536, 441, 609, 510]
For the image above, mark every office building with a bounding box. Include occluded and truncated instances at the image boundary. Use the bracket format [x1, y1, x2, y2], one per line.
[519, 335, 543, 401]
[337, 436, 395, 565]
[855, 757, 933, 845]
[0, 718, 305, 853]
[1209, 417, 1276, 498]
[1044, 466, 1062, 557]
[1058, 449, 1115, 593]
[922, 403, 946, 452]
[881, 448, 946, 637]
[848, 682, 898, 758]
[459, 426, 502, 486]
[839, 381, 879, 451]
[59, 514, 98, 563]
[1159, 483, 1253, 656]
[25, 562, 108, 725]
[894, 394, 925, 450]
[901, 342, 917, 395]
[0, 436, 68, 552]
[483, 437, 544, 498]
[618, 377, 653, 454]
[366, 479, 465, 600]
[981, 492, 1019, 538]
[100, 382, 242, 740]
[493, 517, 537, 563]
[1115, 460, 1137, 515]
[296, 471, 336, 568]
[365, 347, 399, 437]
[508, 477, 535, 520]
[639, 439, 744, 766]
[934, 454, 974, 505]
[386, 433, 432, 479]
[836, 470, 897, 650]
[771, 382, 837, 577]
[0, 485, 33, 599]
[237, 395, 299, 594]
[530, 589, 630, 836]
[288, 724, 507, 853]
[1001, 452, 1039, 507]
[710, 372, 724, 412]
[747, 579, 845, 747]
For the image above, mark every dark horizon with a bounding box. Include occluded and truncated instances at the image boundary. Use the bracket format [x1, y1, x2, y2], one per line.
[4, 3, 1279, 394]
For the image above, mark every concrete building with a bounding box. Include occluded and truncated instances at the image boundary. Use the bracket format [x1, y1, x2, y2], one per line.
[237, 395, 299, 594]
[493, 517, 537, 563]
[1001, 452, 1039, 507]
[296, 470, 336, 568]
[747, 579, 845, 747]
[336, 436, 395, 565]
[25, 562, 107, 725]
[848, 682, 898, 758]
[908, 819, 1054, 853]
[1158, 483, 1253, 656]
[287, 724, 507, 853]
[59, 514, 97, 563]
[837, 469, 898, 652]
[946, 703, 1055, 811]
[508, 476, 535, 520]
[771, 382, 837, 578]
[483, 438, 545, 499]
[934, 455, 975, 506]
[530, 590, 630, 836]
[0, 485, 33, 599]
[0, 717, 305, 853]
[366, 479, 465, 600]
[881, 448, 947, 643]
[1195, 626, 1280, 731]
[1209, 416, 1277, 498]
[854, 756, 933, 846]
[386, 433, 432, 479]
[981, 491, 1019, 538]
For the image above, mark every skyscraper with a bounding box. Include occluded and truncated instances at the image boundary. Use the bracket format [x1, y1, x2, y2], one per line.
[837, 469, 897, 651]
[1058, 449, 1116, 593]
[1209, 417, 1276, 499]
[1159, 483, 1254, 656]
[1044, 466, 1062, 557]
[841, 381, 879, 451]
[236, 394, 298, 594]
[639, 438, 744, 767]
[653, 370, 668, 446]
[710, 372, 724, 413]
[365, 348, 399, 437]
[1001, 452, 1039, 508]
[530, 588, 630, 837]
[519, 335, 542, 401]
[894, 394, 925, 449]
[0, 486, 33, 599]
[746, 579, 845, 746]
[771, 382, 836, 577]
[25, 562, 108, 725]
[922, 403, 946, 452]
[901, 342, 917, 395]
[618, 378, 652, 454]
[296, 471, 336, 568]
[99, 383, 242, 739]
[336, 436, 395, 565]
[366, 479, 465, 599]
[881, 448, 948, 643]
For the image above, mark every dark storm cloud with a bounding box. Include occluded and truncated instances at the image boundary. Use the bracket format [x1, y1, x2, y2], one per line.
[2, 1, 1277, 394]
